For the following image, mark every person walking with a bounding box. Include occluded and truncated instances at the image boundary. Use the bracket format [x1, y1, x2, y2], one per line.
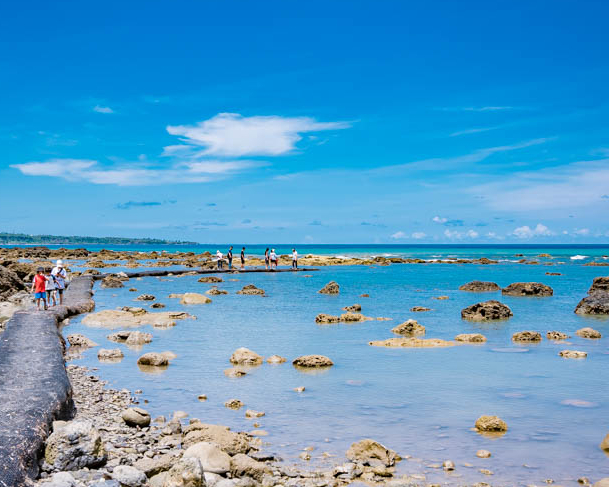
[227, 246, 233, 269]
[240, 247, 246, 270]
[216, 250, 224, 270]
[45, 267, 57, 307]
[269, 248, 277, 270]
[292, 248, 298, 270]
[31, 267, 48, 310]
[264, 248, 270, 270]
[51, 260, 68, 305]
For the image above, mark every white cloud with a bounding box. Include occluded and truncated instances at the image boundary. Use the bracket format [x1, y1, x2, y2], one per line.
[390, 231, 407, 239]
[450, 127, 498, 137]
[512, 223, 554, 239]
[432, 216, 447, 224]
[93, 105, 114, 114]
[166, 113, 351, 157]
[573, 228, 590, 236]
[444, 229, 479, 240]
[411, 232, 426, 239]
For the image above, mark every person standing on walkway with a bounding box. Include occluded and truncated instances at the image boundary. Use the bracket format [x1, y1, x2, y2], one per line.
[264, 248, 270, 270]
[292, 248, 298, 270]
[31, 267, 48, 310]
[227, 246, 233, 269]
[270, 248, 277, 270]
[216, 250, 224, 269]
[240, 247, 246, 270]
[51, 260, 68, 305]
[45, 267, 57, 307]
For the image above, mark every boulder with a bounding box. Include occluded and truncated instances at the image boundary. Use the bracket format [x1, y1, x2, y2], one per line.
[67, 334, 98, 348]
[126, 331, 153, 346]
[476, 449, 491, 458]
[502, 282, 553, 297]
[369, 337, 455, 348]
[512, 331, 542, 342]
[459, 281, 501, 292]
[455, 333, 486, 343]
[547, 331, 569, 340]
[292, 355, 334, 367]
[206, 287, 228, 295]
[161, 458, 205, 487]
[576, 327, 602, 339]
[245, 410, 265, 418]
[230, 347, 263, 365]
[137, 352, 170, 367]
[229, 453, 271, 481]
[198, 276, 223, 283]
[575, 277, 609, 315]
[181, 423, 251, 454]
[410, 306, 431, 312]
[342, 304, 362, 312]
[391, 319, 425, 336]
[236, 284, 265, 295]
[224, 368, 247, 378]
[559, 350, 587, 359]
[180, 293, 212, 305]
[461, 300, 512, 321]
[112, 466, 147, 487]
[101, 276, 124, 288]
[183, 441, 231, 474]
[151, 302, 166, 309]
[315, 313, 340, 324]
[0, 265, 26, 299]
[136, 294, 155, 301]
[224, 399, 244, 410]
[340, 312, 372, 322]
[122, 407, 151, 427]
[133, 452, 181, 477]
[97, 348, 124, 361]
[45, 421, 106, 470]
[318, 281, 340, 294]
[601, 433, 609, 452]
[266, 355, 286, 364]
[346, 439, 396, 467]
[475, 415, 508, 433]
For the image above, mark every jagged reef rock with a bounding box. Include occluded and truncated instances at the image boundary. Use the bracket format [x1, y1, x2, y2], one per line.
[461, 300, 512, 321]
[502, 282, 553, 297]
[459, 281, 500, 292]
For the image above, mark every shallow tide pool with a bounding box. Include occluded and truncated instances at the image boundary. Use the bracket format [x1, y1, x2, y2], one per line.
[67, 261, 609, 485]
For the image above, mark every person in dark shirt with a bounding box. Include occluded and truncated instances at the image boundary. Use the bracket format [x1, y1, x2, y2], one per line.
[227, 246, 233, 269]
[240, 247, 246, 270]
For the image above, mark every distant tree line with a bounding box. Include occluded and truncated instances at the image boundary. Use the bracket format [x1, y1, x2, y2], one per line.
[0, 232, 197, 245]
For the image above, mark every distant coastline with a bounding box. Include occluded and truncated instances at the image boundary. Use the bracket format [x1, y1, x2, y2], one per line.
[0, 232, 197, 246]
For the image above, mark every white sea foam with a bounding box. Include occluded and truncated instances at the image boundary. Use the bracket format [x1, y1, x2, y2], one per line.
[570, 255, 588, 260]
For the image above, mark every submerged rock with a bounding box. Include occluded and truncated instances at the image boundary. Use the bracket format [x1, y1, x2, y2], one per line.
[82, 309, 191, 329]
[137, 352, 171, 367]
[198, 276, 223, 283]
[512, 331, 542, 342]
[266, 354, 286, 364]
[97, 348, 124, 361]
[315, 313, 340, 324]
[237, 284, 265, 295]
[342, 304, 362, 312]
[475, 415, 508, 433]
[346, 439, 397, 467]
[391, 319, 425, 336]
[67, 334, 98, 348]
[547, 331, 570, 340]
[369, 337, 454, 348]
[292, 355, 334, 367]
[230, 347, 263, 365]
[455, 333, 486, 343]
[319, 281, 340, 294]
[502, 282, 553, 297]
[559, 350, 587, 359]
[410, 306, 431, 312]
[100, 275, 124, 288]
[224, 368, 247, 378]
[576, 327, 602, 339]
[461, 300, 512, 321]
[245, 409, 265, 418]
[459, 281, 500, 292]
[180, 293, 212, 304]
[340, 312, 373, 322]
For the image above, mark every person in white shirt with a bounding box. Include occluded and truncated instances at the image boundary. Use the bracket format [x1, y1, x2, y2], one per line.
[51, 260, 68, 305]
[291, 248, 298, 270]
[216, 250, 224, 270]
[269, 249, 277, 270]
[45, 268, 57, 307]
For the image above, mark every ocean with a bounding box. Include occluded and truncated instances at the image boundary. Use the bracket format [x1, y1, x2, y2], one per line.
[60, 245, 609, 484]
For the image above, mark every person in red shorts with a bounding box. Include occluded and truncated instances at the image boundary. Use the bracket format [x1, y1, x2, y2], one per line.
[31, 267, 48, 310]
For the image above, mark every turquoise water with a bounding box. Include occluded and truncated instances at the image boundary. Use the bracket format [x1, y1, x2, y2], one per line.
[65, 250, 609, 485]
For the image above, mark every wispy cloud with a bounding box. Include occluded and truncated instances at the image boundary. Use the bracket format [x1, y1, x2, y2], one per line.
[115, 200, 176, 210]
[437, 106, 516, 112]
[93, 105, 114, 114]
[390, 231, 407, 239]
[450, 127, 498, 137]
[165, 113, 351, 158]
[444, 229, 479, 239]
[432, 216, 464, 226]
[411, 232, 426, 239]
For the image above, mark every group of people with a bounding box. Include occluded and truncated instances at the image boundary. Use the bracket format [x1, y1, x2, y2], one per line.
[215, 247, 299, 270]
[31, 260, 69, 310]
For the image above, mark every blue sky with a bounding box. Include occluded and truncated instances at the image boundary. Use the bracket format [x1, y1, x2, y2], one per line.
[1, 0, 608, 243]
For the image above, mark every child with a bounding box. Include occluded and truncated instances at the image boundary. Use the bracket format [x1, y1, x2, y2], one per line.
[31, 267, 48, 311]
[45, 268, 57, 307]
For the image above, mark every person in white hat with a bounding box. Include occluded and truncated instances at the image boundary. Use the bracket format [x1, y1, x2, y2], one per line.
[51, 259, 68, 305]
